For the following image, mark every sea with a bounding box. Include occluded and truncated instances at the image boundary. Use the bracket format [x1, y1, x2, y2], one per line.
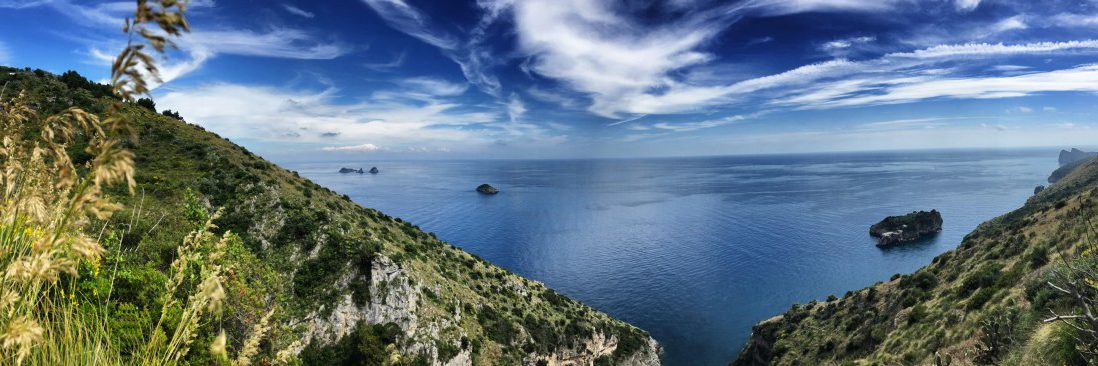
[284, 148, 1057, 365]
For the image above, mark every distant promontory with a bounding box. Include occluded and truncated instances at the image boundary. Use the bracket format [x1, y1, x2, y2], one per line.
[869, 210, 943, 246]
[1050, 148, 1098, 184]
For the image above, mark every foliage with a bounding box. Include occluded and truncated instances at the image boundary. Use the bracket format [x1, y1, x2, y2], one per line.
[0, 2, 276, 365]
[733, 154, 1098, 365]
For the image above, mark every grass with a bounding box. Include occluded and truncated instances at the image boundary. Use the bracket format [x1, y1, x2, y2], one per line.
[0, 55, 655, 366]
[734, 155, 1098, 365]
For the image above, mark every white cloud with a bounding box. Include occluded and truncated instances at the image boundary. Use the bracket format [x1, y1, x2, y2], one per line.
[895, 40, 1098, 59]
[796, 64, 1098, 109]
[362, 0, 503, 96]
[321, 143, 381, 152]
[511, 0, 728, 117]
[7, 0, 344, 88]
[822, 36, 875, 51]
[397, 77, 469, 97]
[156, 82, 566, 153]
[991, 65, 1029, 72]
[1052, 13, 1098, 27]
[506, 93, 526, 123]
[711, 40, 1098, 111]
[87, 27, 346, 87]
[360, 0, 458, 50]
[748, 0, 905, 15]
[1044, 106, 1057, 112]
[364, 51, 406, 72]
[650, 114, 748, 132]
[1015, 106, 1033, 113]
[282, 4, 314, 18]
[954, 0, 980, 12]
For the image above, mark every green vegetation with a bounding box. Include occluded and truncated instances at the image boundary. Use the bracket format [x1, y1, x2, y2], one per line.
[734, 156, 1098, 365]
[0, 3, 655, 364]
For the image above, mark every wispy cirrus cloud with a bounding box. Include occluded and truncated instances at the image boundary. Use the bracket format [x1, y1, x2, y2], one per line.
[10, 0, 345, 87]
[156, 81, 566, 154]
[359, 0, 458, 50]
[364, 51, 406, 72]
[361, 0, 503, 96]
[87, 27, 347, 86]
[282, 4, 315, 18]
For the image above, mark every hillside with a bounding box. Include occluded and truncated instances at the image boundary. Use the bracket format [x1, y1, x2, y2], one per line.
[1, 66, 660, 365]
[733, 154, 1098, 365]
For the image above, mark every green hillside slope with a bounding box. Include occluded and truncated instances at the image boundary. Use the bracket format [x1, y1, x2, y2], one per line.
[1, 66, 660, 365]
[733, 156, 1098, 365]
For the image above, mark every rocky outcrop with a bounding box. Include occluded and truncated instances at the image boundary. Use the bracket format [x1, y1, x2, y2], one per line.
[1059, 148, 1097, 166]
[369, 167, 379, 174]
[339, 167, 364, 174]
[288, 254, 661, 366]
[730, 316, 783, 366]
[531, 333, 661, 366]
[290, 255, 419, 354]
[869, 210, 942, 246]
[1034, 185, 1045, 195]
[476, 184, 499, 195]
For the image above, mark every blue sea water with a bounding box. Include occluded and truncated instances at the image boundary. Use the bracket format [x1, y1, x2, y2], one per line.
[284, 149, 1056, 366]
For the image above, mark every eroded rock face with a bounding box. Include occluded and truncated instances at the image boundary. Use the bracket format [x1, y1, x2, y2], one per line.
[289, 255, 419, 354]
[531, 332, 662, 366]
[287, 253, 661, 366]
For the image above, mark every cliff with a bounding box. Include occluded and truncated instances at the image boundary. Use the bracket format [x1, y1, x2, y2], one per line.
[1059, 148, 1097, 166]
[733, 154, 1098, 365]
[2, 67, 660, 365]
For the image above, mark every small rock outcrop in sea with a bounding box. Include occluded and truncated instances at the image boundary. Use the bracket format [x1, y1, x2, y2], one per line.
[1059, 148, 1098, 166]
[369, 167, 379, 174]
[476, 184, 499, 195]
[339, 167, 364, 174]
[869, 210, 943, 246]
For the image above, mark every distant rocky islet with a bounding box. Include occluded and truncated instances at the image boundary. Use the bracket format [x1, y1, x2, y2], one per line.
[335, 167, 502, 195]
[869, 210, 943, 246]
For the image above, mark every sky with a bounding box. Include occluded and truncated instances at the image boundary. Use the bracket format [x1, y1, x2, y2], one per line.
[2, 0, 1098, 160]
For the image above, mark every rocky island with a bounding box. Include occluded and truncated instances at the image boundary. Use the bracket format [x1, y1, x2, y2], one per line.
[369, 167, 379, 174]
[868, 210, 942, 246]
[477, 183, 499, 195]
[339, 167, 364, 174]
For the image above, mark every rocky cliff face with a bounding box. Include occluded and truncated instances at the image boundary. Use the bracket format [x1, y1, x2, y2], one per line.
[288, 254, 660, 365]
[1058, 148, 1097, 166]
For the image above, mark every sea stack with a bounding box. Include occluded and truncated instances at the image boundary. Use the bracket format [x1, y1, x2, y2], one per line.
[869, 210, 943, 246]
[369, 167, 379, 174]
[339, 167, 364, 174]
[476, 184, 499, 195]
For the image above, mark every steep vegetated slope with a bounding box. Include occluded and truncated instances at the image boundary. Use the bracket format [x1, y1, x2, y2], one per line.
[1, 67, 660, 365]
[734, 155, 1098, 365]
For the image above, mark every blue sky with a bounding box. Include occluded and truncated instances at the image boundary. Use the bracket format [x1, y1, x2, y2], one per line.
[3, 0, 1098, 159]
